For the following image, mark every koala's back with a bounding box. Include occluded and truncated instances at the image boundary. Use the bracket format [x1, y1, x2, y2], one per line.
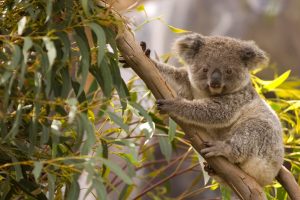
[228, 97, 284, 185]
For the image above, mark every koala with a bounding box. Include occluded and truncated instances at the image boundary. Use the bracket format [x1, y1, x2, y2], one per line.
[149, 33, 284, 186]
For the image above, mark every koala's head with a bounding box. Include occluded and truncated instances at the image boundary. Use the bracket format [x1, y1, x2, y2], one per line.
[173, 33, 268, 96]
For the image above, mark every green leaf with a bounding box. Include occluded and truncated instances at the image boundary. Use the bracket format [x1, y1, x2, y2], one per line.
[73, 28, 91, 96]
[33, 162, 43, 182]
[10, 44, 22, 69]
[87, 22, 106, 64]
[167, 25, 189, 34]
[48, 173, 56, 200]
[4, 103, 23, 140]
[220, 185, 231, 200]
[19, 37, 33, 88]
[111, 57, 129, 111]
[100, 59, 113, 97]
[0, 71, 12, 85]
[119, 185, 134, 200]
[81, 0, 92, 16]
[45, 0, 53, 22]
[11, 156, 23, 181]
[108, 112, 129, 133]
[92, 178, 107, 200]
[100, 158, 133, 185]
[263, 70, 291, 91]
[158, 134, 172, 162]
[168, 118, 177, 142]
[79, 113, 96, 155]
[56, 31, 71, 65]
[66, 178, 80, 200]
[43, 36, 57, 70]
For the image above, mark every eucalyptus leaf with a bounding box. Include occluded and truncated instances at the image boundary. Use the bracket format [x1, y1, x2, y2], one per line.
[33, 162, 43, 182]
[107, 112, 129, 133]
[73, 28, 91, 96]
[158, 134, 172, 162]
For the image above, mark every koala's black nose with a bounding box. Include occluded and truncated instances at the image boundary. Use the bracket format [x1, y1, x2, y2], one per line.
[210, 69, 222, 88]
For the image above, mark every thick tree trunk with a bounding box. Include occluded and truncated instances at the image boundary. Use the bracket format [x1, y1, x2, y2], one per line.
[115, 27, 300, 200]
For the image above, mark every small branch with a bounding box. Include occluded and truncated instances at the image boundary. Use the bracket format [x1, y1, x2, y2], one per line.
[276, 166, 300, 200]
[133, 163, 200, 200]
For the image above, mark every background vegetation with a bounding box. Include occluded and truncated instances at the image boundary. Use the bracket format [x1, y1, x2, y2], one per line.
[0, 0, 299, 199]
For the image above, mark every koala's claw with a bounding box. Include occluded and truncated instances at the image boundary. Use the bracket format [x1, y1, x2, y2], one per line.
[203, 162, 215, 176]
[140, 41, 151, 58]
[200, 141, 231, 158]
[156, 99, 171, 114]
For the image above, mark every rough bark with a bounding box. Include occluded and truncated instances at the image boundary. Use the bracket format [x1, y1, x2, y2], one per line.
[115, 27, 300, 200]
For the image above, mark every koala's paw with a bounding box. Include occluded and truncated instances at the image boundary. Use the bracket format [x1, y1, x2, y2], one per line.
[200, 141, 232, 159]
[156, 99, 175, 114]
[119, 41, 151, 68]
[203, 162, 216, 176]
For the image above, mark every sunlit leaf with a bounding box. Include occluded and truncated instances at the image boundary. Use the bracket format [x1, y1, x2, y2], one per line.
[136, 5, 145, 12]
[167, 25, 189, 34]
[17, 16, 27, 35]
[262, 70, 291, 91]
[43, 37, 57, 69]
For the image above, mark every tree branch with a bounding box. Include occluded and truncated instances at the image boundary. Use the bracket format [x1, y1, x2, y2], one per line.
[115, 27, 300, 200]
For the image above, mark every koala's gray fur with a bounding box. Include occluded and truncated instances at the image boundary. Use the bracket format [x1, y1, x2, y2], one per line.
[154, 33, 284, 186]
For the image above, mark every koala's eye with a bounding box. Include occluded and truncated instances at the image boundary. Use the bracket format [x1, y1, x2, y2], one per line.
[203, 68, 208, 73]
[226, 68, 232, 74]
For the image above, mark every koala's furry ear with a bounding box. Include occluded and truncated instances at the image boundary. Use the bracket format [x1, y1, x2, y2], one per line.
[240, 42, 269, 70]
[173, 33, 205, 64]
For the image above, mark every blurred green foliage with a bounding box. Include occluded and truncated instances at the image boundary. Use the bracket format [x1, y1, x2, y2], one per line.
[0, 1, 299, 200]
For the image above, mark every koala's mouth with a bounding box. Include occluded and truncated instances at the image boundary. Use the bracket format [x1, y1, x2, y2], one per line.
[208, 85, 224, 95]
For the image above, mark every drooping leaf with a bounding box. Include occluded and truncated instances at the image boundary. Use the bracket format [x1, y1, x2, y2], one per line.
[43, 37, 57, 70]
[10, 44, 22, 69]
[48, 173, 56, 200]
[92, 178, 107, 200]
[17, 16, 27, 35]
[158, 134, 172, 162]
[19, 37, 33, 88]
[45, 0, 53, 22]
[87, 22, 106, 64]
[66, 178, 80, 200]
[168, 117, 177, 142]
[79, 113, 96, 155]
[119, 184, 134, 200]
[107, 112, 129, 133]
[33, 162, 43, 182]
[261, 70, 291, 91]
[100, 158, 133, 185]
[73, 27, 91, 96]
[11, 156, 23, 181]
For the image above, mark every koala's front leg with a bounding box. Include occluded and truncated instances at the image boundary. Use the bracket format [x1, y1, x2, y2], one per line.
[156, 98, 239, 128]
